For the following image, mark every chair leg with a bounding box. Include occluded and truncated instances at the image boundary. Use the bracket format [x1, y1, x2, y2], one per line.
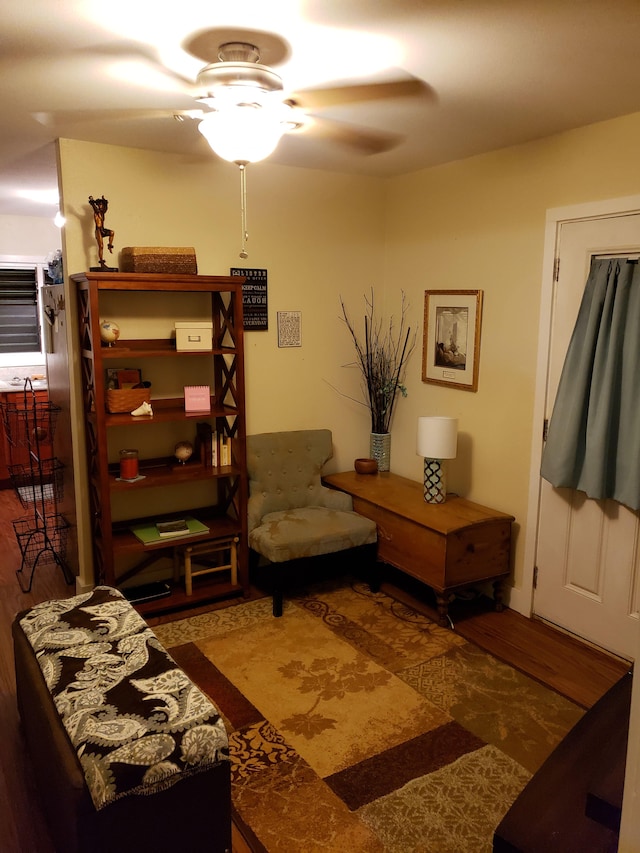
[272, 564, 284, 617]
[273, 589, 283, 617]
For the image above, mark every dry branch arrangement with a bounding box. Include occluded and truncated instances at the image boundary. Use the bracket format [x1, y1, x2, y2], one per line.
[340, 289, 416, 434]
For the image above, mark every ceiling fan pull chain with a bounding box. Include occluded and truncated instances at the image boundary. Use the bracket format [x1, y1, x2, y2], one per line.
[239, 162, 249, 259]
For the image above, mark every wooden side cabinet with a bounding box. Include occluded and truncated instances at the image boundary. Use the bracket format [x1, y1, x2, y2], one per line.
[73, 271, 249, 610]
[323, 471, 514, 627]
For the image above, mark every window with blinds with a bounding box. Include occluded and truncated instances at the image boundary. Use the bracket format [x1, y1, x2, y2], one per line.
[0, 267, 42, 355]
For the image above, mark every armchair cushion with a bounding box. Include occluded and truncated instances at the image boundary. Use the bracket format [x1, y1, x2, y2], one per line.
[249, 505, 378, 563]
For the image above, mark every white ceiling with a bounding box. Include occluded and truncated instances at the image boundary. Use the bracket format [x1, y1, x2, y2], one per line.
[3, 0, 640, 218]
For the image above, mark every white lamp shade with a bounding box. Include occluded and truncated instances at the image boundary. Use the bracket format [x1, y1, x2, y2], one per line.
[417, 417, 458, 459]
[198, 108, 282, 163]
[198, 98, 295, 164]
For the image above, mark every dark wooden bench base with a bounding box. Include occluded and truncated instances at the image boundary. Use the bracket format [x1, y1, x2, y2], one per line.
[13, 612, 231, 853]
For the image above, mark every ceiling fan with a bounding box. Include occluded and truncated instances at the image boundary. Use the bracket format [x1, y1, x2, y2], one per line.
[37, 27, 430, 256]
[167, 29, 429, 257]
[178, 31, 430, 159]
[34, 27, 431, 161]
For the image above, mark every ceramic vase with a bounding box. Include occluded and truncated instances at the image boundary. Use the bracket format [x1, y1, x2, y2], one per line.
[370, 432, 391, 472]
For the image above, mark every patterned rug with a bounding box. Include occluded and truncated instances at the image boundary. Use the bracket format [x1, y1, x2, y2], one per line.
[153, 578, 584, 853]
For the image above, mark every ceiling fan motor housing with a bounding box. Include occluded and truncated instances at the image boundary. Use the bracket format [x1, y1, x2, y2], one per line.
[217, 41, 261, 63]
[197, 62, 284, 96]
[196, 41, 284, 96]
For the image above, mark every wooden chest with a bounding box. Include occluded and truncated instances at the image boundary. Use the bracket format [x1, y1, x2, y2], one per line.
[323, 471, 514, 626]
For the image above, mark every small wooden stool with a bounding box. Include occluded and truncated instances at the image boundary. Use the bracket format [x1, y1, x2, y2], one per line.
[176, 536, 239, 595]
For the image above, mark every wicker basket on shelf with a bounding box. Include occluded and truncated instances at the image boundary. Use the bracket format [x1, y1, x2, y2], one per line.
[106, 388, 151, 414]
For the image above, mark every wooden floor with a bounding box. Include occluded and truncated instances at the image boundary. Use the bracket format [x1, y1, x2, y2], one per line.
[0, 488, 630, 852]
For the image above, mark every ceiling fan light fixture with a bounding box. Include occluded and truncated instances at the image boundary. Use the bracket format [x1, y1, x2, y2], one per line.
[198, 99, 295, 164]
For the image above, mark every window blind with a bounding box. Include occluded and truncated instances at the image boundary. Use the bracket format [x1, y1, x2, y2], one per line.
[0, 267, 41, 354]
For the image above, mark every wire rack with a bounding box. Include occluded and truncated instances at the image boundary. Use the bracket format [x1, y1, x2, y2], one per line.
[8, 459, 64, 509]
[12, 514, 70, 572]
[2, 399, 59, 449]
[0, 381, 73, 591]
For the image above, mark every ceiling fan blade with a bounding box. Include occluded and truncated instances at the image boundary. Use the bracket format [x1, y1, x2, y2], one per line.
[294, 76, 431, 110]
[32, 108, 205, 129]
[307, 116, 403, 155]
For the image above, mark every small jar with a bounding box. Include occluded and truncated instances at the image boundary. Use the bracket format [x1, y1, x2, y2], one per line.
[119, 449, 139, 480]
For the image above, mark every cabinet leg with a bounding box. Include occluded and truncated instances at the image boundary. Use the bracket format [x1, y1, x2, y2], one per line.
[435, 594, 451, 628]
[493, 579, 505, 612]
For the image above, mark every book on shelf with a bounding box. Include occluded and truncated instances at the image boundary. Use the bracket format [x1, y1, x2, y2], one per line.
[219, 435, 232, 466]
[156, 519, 189, 537]
[130, 516, 210, 545]
[196, 422, 213, 466]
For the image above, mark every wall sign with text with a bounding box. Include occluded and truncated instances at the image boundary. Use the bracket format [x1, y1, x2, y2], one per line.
[277, 311, 302, 348]
[230, 267, 268, 330]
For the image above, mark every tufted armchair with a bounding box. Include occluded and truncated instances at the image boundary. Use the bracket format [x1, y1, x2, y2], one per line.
[247, 429, 378, 615]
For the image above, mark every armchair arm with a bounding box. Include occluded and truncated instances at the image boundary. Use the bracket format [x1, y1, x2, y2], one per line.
[247, 493, 269, 534]
[317, 486, 353, 512]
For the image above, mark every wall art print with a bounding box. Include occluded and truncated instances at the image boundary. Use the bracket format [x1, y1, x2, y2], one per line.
[422, 289, 483, 391]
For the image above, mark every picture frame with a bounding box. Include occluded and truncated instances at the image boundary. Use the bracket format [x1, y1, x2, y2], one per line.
[422, 290, 483, 391]
[105, 368, 119, 390]
[117, 368, 142, 389]
[277, 311, 302, 348]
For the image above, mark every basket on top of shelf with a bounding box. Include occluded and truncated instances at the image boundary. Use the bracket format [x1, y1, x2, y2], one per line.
[106, 388, 151, 414]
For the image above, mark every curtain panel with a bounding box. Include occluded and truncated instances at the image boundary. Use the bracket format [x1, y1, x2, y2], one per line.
[540, 257, 640, 510]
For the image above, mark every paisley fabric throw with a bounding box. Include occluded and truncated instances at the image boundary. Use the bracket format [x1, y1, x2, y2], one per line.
[19, 585, 229, 810]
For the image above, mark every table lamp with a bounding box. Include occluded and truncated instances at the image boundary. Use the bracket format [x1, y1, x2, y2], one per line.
[416, 417, 458, 503]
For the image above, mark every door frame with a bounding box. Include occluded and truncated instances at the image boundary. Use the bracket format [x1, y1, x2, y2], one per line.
[519, 194, 640, 618]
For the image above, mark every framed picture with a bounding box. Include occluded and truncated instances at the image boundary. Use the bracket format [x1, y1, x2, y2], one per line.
[114, 368, 141, 389]
[277, 311, 302, 347]
[422, 290, 483, 391]
[106, 368, 119, 390]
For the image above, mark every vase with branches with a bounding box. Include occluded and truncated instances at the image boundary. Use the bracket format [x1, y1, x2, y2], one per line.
[340, 290, 416, 470]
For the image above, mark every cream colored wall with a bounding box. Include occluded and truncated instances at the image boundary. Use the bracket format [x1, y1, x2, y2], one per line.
[0, 213, 60, 256]
[56, 137, 386, 588]
[382, 110, 640, 607]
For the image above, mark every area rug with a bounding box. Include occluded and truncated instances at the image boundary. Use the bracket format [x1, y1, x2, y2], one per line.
[153, 578, 584, 853]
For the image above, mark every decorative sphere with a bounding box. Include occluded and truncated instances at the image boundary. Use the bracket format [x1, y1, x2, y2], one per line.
[174, 441, 193, 464]
[99, 320, 120, 345]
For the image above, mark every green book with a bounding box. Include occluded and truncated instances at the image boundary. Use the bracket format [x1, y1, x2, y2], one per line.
[130, 516, 210, 545]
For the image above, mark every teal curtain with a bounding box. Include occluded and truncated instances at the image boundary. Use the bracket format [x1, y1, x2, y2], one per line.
[540, 257, 640, 510]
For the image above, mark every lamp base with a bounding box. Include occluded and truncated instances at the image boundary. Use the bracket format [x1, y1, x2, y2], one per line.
[423, 458, 446, 503]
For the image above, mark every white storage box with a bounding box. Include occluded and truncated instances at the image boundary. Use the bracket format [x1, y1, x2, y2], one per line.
[175, 321, 213, 351]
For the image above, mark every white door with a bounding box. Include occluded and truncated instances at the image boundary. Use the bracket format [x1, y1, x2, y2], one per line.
[533, 213, 640, 659]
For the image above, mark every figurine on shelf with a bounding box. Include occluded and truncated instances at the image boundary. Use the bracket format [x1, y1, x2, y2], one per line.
[131, 401, 153, 417]
[174, 441, 194, 464]
[89, 195, 118, 272]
